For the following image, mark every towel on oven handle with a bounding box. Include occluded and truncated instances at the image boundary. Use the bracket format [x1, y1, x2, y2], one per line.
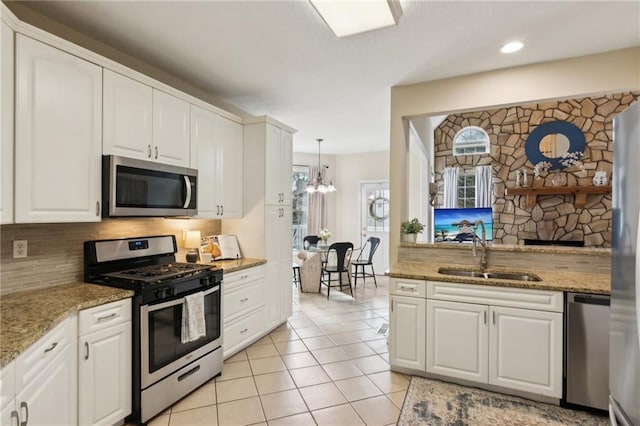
[181, 291, 206, 343]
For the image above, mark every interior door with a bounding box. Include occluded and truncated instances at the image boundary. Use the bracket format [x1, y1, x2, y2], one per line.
[360, 181, 389, 273]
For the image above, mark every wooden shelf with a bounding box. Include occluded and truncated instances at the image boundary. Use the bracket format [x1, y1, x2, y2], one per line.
[504, 185, 611, 208]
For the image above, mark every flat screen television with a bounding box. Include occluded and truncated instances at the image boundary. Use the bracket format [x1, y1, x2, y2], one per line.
[434, 207, 493, 243]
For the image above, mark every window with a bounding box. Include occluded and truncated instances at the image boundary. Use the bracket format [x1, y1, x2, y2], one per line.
[292, 166, 309, 250]
[453, 126, 490, 156]
[457, 173, 476, 208]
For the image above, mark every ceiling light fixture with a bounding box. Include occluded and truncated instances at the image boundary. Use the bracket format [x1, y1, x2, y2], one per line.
[310, 0, 403, 38]
[306, 139, 336, 194]
[500, 41, 524, 54]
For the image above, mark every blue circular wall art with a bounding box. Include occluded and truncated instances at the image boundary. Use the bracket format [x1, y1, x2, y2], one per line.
[525, 121, 585, 171]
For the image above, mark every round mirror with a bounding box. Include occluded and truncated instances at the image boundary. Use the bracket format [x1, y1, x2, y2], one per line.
[538, 133, 570, 158]
[525, 121, 585, 170]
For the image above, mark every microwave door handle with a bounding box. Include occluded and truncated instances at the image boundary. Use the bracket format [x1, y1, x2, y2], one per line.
[183, 176, 192, 209]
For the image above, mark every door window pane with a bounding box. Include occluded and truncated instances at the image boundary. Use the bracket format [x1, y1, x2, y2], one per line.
[292, 166, 309, 250]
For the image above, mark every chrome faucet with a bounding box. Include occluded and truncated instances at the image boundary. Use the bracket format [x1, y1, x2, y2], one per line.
[452, 219, 488, 270]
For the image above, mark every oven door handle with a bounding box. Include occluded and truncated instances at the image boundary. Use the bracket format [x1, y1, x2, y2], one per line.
[183, 176, 192, 209]
[143, 285, 220, 313]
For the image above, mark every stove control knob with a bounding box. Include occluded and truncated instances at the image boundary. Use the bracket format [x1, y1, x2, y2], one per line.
[154, 289, 164, 300]
[200, 277, 210, 286]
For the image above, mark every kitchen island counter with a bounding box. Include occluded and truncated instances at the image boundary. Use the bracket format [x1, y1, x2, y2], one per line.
[390, 261, 610, 295]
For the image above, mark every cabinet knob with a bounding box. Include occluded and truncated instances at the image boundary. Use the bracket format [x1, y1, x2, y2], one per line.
[10, 410, 19, 426]
[43, 342, 58, 355]
[148, 144, 152, 158]
[96, 201, 100, 217]
[155, 146, 159, 159]
[220, 205, 224, 216]
[85, 341, 89, 360]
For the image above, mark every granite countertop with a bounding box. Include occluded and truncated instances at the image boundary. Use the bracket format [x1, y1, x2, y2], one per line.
[209, 257, 267, 273]
[390, 261, 610, 295]
[0, 258, 267, 369]
[0, 283, 134, 368]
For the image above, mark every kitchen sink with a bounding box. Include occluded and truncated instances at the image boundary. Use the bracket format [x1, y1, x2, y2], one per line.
[438, 268, 541, 282]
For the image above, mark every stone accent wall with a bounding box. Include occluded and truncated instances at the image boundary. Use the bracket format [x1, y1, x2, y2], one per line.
[434, 92, 639, 247]
[0, 218, 222, 295]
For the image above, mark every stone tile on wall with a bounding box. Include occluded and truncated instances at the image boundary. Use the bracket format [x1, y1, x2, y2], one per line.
[433, 91, 640, 247]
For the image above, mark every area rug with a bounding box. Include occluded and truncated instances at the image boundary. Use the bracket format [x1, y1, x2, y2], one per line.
[398, 377, 608, 425]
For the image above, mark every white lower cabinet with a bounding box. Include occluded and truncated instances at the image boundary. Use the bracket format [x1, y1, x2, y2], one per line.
[78, 299, 132, 426]
[389, 278, 427, 371]
[1, 315, 78, 426]
[424, 281, 564, 399]
[488, 305, 563, 396]
[426, 299, 488, 383]
[223, 266, 267, 358]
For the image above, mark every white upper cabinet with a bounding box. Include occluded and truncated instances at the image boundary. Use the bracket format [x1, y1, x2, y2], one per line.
[1, 21, 14, 224]
[265, 124, 292, 206]
[103, 69, 153, 160]
[15, 35, 102, 223]
[190, 105, 243, 218]
[104, 70, 189, 167]
[153, 89, 190, 167]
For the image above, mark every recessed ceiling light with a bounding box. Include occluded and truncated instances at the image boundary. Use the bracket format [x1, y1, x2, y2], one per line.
[310, 0, 403, 38]
[500, 41, 524, 54]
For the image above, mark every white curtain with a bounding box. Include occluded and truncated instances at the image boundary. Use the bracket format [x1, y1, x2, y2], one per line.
[443, 167, 459, 208]
[307, 166, 325, 235]
[475, 165, 492, 208]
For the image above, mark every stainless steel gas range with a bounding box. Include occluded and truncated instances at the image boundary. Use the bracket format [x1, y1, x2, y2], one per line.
[84, 235, 223, 424]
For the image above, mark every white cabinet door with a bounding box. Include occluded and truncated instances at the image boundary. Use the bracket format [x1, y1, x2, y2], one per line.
[216, 115, 243, 218]
[389, 295, 426, 371]
[426, 300, 488, 383]
[190, 105, 220, 218]
[264, 205, 292, 327]
[153, 89, 190, 167]
[279, 130, 293, 205]
[489, 306, 563, 398]
[103, 69, 153, 160]
[264, 125, 292, 206]
[15, 341, 77, 426]
[191, 107, 243, 219]
[1, 21, 14, 224]
[78, 321, 132, 426]
[15, 35, 102, 223]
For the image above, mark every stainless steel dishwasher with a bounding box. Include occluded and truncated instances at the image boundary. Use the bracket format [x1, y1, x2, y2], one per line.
[565, 292, 610, 411]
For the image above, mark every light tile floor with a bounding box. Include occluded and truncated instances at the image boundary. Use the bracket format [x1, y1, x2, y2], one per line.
[150, 275, 404, 426]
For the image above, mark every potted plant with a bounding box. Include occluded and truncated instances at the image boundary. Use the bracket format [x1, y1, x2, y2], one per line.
[401, 218, 424, 243]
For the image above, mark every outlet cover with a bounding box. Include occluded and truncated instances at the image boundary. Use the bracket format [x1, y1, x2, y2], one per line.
[13, 240, 27, 258]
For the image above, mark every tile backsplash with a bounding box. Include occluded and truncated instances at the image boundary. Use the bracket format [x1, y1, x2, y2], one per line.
[0, 218, 221, 295]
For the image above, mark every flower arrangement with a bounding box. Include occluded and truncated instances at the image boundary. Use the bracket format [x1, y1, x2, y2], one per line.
[533, 161, 552, 179]
[318, 228, 332, 241]
[401, 218, 425, 234]
[559, 151, 584, 170]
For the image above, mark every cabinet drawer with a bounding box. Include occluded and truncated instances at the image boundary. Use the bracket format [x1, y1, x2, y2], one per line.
[16, 314, 76, 391]
[224, 279, 264, 320]
[427, 281, 564, 312]
[0, 361, 14, 410]
[79, 298, 132, 336]
[224, 308, 264, 356]
[224, 266, 264, 287]
[390, 278, 427, 298]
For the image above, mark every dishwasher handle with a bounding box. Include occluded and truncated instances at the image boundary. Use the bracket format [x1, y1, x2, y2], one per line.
[569, 293, 610, 306]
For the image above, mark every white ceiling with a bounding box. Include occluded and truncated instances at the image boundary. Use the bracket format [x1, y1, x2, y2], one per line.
[17, 1, 640, 154]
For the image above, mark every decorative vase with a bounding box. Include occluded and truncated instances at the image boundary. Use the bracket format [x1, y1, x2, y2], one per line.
[551, 173, 566, 187]
[403, 233, 417, 243]
[318, 239, 329, 247]
[593, 171, 608, 186]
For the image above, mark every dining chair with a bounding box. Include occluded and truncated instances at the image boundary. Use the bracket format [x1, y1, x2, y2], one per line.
[352, 237, 380, 288]
[319, 242, 354, 298]
[303, 235, 320, 249]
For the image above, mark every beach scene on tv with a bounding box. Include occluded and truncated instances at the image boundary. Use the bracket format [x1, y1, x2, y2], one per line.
[434, 208, 493, 243]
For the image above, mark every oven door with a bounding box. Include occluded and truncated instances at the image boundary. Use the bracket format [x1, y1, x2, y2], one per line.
[140, 285, 221, 389]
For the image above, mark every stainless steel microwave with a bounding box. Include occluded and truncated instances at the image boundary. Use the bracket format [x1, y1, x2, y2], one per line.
[102, 155, 197, 217]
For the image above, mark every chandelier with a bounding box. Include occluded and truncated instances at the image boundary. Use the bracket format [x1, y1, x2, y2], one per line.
[306, 139, 336, 194]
